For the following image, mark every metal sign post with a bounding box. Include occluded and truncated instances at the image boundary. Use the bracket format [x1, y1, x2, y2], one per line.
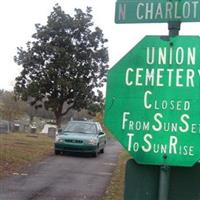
[158, 165, 170, 200]
[158, 21, 181, 200]
[168, 22, 181, 37]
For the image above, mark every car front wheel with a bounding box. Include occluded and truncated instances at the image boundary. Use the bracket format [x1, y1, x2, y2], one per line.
[55, 150, 60, 155]
[100, 148, 104, 154]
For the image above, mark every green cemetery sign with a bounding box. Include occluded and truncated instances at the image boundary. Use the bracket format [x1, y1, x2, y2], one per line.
[104, 36, 200, 167]
[115, 0, 200, 23]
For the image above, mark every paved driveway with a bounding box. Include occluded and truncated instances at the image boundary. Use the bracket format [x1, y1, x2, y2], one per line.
[0, 139, 122, 200]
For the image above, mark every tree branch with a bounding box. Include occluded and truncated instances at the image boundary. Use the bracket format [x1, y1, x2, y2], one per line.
[61, 105, 73, 116]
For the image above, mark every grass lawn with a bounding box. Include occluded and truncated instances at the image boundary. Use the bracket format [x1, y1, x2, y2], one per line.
[103, 151, 130, 200]
[0, 133, 53, 179]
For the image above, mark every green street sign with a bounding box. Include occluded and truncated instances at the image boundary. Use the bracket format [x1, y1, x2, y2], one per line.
[115, 1, 200, 23]
[104, 36, 200, 167]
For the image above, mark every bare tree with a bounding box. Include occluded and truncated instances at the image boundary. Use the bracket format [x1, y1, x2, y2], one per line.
[0, 91, 26, 121]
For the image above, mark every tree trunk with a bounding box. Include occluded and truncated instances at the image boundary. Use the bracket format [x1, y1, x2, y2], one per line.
[55, 114, 62, 128]
[54, 104, 64, 128]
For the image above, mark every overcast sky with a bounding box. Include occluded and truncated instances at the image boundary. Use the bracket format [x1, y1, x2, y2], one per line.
[0, 0, 199, 91]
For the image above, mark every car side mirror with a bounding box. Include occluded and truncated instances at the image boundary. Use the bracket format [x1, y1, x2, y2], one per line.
[99, 132, 104, 136]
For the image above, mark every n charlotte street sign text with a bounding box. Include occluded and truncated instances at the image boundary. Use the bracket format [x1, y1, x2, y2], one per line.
[104, 36, 200, 167]
[115, 0, 200, 23]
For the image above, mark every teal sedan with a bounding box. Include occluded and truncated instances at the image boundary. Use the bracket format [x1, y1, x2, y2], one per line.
[54, 121, 106, 157]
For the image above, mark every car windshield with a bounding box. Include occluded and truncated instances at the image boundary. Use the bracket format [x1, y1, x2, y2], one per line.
[63, 122, 97, 134]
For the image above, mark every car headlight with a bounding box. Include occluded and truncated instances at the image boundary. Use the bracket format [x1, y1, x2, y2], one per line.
[55, 137, 64, 143]
[87, 138, 98, 145]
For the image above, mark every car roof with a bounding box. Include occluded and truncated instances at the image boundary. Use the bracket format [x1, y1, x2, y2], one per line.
[68, 120, 99, 125]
